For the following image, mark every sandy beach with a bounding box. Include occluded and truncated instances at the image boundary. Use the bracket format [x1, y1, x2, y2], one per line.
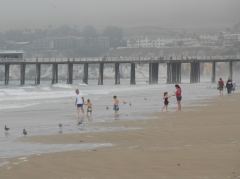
[0, 94, 240, 179]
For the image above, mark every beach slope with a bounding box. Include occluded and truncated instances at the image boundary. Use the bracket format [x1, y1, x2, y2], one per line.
[0, 94, 240, 179]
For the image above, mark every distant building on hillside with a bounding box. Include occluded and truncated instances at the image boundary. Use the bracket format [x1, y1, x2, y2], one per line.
[126, 37, 201, 48]
[0, 50, 24, 59]
[222, 33, 240, 47]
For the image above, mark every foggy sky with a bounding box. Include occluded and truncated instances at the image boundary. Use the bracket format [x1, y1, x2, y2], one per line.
[0, 0, 239, 31]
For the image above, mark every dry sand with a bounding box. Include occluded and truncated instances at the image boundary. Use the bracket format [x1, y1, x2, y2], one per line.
[1, 94, 240, 179]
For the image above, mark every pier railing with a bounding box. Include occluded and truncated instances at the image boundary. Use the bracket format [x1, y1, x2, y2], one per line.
[0, 55, 240, 64]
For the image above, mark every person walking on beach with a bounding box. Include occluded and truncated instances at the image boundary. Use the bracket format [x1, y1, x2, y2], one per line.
[162, 92, 170, 112]
[218, 78, 224, 96]
[175, 84, 182, 111]
[75, 89, 84, 121]
[226, 78, 233, 94]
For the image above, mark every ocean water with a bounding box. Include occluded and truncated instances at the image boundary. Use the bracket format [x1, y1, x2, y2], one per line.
[0, 78, 236, 167]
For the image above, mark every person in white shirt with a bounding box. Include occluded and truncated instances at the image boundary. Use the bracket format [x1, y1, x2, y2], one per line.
[75, 89, 84, 121]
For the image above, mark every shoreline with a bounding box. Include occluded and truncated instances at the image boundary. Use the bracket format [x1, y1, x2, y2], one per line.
[0, 93, 240, 178]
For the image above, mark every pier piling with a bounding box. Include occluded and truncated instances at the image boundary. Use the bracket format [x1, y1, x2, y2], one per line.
[167, 62, 181, 84]
[67, 63, 73, 84]
[211, 62, 216, 83]
[130, 63, 136, 85]
[229, 61, 233, 80]
[149, 63, 159, 84]
[190, 62, 200, 83]
[20, 64, 26, 85]
[52, 64, 58, 84]
[4, 64, 10, 85]
[98, 63, 104, 85]
[115, 63, 120, 85]
[83, 63, 89, 84]
[35, 63, 41, 85]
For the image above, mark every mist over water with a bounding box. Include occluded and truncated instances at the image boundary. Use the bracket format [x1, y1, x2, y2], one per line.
[0, 0, 239, 30]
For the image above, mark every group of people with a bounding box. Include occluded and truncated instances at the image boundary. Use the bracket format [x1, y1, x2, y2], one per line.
[75, 84, 183, 122]
[75, 89, 93, 121]
[218, 78, 236, 96]
[161, 84, 182, 112]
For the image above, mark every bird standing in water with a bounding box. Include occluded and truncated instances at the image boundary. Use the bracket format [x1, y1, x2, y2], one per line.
[23, 129, 27, 136]
[4, 125, 10, 131]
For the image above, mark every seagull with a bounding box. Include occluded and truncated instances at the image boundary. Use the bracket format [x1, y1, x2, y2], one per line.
[4, 125, 10, 131]
[23, 129, 27, 136]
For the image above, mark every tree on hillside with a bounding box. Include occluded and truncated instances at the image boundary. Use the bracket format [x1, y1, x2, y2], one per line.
[82, 25, 98, 39]
[102, 26, 124, 48]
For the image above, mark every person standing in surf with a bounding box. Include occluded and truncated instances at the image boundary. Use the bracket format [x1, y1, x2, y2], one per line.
[226, 78, 233, 94]
[113, 96, 120, 114]
[174, 84, 182, 111]
[217, 78, 224, 96]
[75, 89, 84, 122]
[85, 99, 93, 116]
[162, 92, 170, 112]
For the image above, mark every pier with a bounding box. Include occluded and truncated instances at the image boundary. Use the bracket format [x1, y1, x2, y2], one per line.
[0, 56, 240, 85]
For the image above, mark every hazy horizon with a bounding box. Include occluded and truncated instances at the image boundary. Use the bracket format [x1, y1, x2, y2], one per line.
[0, 0, 239, 31]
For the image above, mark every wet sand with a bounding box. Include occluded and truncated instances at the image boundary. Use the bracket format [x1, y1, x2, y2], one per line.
[1, 94, 240, 179]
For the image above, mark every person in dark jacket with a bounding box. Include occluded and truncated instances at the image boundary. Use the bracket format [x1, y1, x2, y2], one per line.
[226, 78, 233, 94]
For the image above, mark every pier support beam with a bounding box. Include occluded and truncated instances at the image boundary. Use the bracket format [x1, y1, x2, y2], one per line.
[98, 63, 104, 85]
[190, 62, 201, 83]
[115, 63, 120, 85]
[67, 63, 73, 84]
[35, 63, 41, 85]
[167, 62, 181, 84]
[5, 64, 10, 85]
[83, 63, 89, 84]
[149, 63, 159, 84]
[20, 64, 26, 85]
[211, 61, 216, 83]
[130, 63, 136, 85]
[52, 64, 58, 84]
[229, 61, 233, 80]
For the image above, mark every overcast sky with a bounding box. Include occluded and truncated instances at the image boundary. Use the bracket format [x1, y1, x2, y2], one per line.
[0, 0, 239, 31]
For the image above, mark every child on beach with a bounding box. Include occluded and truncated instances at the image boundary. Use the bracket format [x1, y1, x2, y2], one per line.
[85, 99, 93, 116]
[75, 89, 84, 121]
[162, 92, 170, 112]
[113, 96, 120, 114]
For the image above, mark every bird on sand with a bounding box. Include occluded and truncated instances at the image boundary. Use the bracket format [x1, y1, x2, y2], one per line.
[23, 129, 27, 136]
[4, 125, 10, 131]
